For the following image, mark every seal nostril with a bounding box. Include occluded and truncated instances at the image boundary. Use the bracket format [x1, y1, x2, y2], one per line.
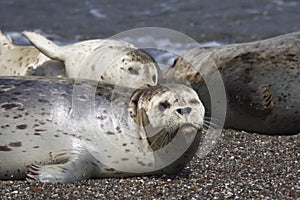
[176, 107, 192, 115]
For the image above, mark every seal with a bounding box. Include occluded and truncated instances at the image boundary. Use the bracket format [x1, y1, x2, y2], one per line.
[163, 31, 300, 134]
[0, 31, 64, 77]
[0, 76, 204, 183]
[23, 31, 160, 88]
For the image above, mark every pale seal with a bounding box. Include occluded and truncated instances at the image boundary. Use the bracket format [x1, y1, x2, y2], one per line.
[163, 31, 300, 134]
[0, 76, 204, 183]
[0, 31, 64, 77]
[23, 31, 159, 88]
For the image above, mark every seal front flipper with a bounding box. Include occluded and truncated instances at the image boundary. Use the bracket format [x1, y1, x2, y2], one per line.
[26, 150, 96, 183]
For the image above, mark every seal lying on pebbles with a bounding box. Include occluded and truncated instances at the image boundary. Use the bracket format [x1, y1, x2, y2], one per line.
[23, 31, 159, 88]
[0, 31, 65, 77]
[163, 31, 300, 134]
[0, 76, 204, 183]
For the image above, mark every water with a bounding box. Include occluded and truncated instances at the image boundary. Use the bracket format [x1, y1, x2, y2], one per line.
[1, 0, 299, 42]
[0, 0, 299, 66]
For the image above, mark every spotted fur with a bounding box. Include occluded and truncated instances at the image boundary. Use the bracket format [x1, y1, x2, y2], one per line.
[0, 76, 204, 183]
[163, 31, 300, 134]
[0, 31, 64, 77]
[23, 31, 159, 88]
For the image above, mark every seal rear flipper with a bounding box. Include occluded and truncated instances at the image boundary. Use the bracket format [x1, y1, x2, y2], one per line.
[26, 151, 96, 183]
[0, 30, 13, 49]
[22, 31, 65, 61]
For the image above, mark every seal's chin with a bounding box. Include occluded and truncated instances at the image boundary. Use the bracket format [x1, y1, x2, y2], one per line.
[178, 123, 201, 132]
[146, 123, 202, 152]
[176, 123, 202, 143]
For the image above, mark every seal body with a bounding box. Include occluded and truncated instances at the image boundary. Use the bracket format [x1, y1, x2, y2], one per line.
[0, 31, 64, 77]
[0, 76, 204, 183]
[23, 32, 159, 88]
[163, 32, 300, 134]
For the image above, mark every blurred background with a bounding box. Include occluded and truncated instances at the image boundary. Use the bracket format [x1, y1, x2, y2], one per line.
[0, 0, 299, 65]
[1, 0, 299, 42]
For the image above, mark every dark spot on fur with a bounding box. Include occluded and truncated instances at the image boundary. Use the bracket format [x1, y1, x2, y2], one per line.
[34, 133, 41, 136]
[137, 160, 146, 166]
[16, 124, 27, 130]
[105, 168, 116, 172]
[33, 146, 40, 148]
[33, 124, 40, 128]
[125, 149, 130, 153]
[41, 112, 50, 116]
[13, 114, 22, 119]
[116, 126, 121, 133]
[0, 146, 12, 151]
[9, 142, 22, 147]
[96, 115, 106, 120]
[1, 103, 20, 110]
[35, 129, 46, 132]
[38, 99, 50, 103]
[17, 108, 25, 111]
[1, 125, 9, 129]
[122, 143, 127, 146]
[90, 162, 98, 167]
[121, 158, 129, 161]
[106, 131, 115, 135]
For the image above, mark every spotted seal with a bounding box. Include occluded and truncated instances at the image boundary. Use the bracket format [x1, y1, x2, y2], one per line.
[0, 76, 204, 183]
[23, 31, 159, 87]
[163, 31, 300, 134]
[0, 31, 64, 77]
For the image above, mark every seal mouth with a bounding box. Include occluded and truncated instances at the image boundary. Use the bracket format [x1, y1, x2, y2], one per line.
[146, 123, 202, 151]
[176, 123, 202, 132]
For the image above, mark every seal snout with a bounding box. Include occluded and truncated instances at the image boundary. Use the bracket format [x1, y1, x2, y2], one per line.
[176, 107, 192, 115]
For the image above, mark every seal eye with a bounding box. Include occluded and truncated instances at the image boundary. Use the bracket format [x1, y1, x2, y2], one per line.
[159, 100, 171, 111]
[128, 67, 139, 75]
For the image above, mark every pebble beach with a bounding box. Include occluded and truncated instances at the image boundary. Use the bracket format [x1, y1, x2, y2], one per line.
[1, 0, 300, 199]
[1, 129, 299, 199]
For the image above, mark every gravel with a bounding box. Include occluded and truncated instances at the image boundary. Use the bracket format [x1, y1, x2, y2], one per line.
[1, 129, 299, 199]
